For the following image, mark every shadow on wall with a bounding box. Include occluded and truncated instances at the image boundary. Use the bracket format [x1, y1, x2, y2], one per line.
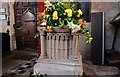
[78, 23, 91, 60]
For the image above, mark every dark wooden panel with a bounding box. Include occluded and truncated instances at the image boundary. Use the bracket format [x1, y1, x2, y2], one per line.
[91, 12, 105, 65]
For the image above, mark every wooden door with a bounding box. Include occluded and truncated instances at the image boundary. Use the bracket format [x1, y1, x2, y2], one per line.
[14, 2, 38, 50]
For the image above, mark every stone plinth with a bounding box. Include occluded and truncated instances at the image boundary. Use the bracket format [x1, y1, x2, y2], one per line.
[34, 27, 83, 75]
[34, 58, 83, 75]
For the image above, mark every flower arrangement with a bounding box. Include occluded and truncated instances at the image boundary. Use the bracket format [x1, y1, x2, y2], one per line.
[38, 0, 93, 43]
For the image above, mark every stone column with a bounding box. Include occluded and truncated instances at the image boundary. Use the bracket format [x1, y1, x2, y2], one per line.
[56, 34, 60, 60]
[47, 33, 52, 59]
[69, 35, 73, 59]
[60, 34, 64, 60]
[9, 2, 16, 51]
[64, 33, 69, 60]
[46, 33, 49, 58]
[37, 27, 46, 58]
[71, 34, 79, 60]
[51, 34, 55, 59]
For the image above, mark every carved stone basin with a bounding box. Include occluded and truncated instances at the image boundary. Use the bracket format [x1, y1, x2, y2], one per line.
[33, 26, 83, 75]
[52, 27, 70, 33]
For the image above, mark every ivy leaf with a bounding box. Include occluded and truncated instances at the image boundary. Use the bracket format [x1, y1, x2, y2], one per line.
[86, 37, 93, 44]
[34, 32, 40, 39]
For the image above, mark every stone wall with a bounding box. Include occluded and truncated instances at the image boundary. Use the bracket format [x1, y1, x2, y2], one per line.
[82, 2, 120, 60]
[79, 23, 91, 60]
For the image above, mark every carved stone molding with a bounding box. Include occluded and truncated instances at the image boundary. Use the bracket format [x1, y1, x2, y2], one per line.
[37, 27, 83, 60]
[37, 27, 46, 36]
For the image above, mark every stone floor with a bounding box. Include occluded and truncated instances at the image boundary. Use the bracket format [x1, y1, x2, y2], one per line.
[2, 49, 38, 77]
[83, 60, 120, 77]
[2, 49, 120, 77]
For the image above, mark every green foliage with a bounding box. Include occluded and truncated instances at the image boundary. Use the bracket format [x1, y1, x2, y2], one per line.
[34, 32, 40, 39]
[38, 0, 93, 43]
[43, 1, 81, 28]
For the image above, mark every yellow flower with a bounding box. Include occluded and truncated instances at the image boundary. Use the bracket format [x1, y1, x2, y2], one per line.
[52, 11, 58, 20]
[77, 9, 83, 17]
[65, 9, 72, 17]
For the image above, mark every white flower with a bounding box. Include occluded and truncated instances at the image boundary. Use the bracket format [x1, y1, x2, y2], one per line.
[71, 24, 81, 33]
[67, 21, 73, 28]
[44, 0, 52, 8]
[67, 21, 81, 33]
[41, 22, 46, 26]
[78, 24, 81, 27]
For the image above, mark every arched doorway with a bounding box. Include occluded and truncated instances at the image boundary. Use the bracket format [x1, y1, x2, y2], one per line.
[14, 2, 38, 50]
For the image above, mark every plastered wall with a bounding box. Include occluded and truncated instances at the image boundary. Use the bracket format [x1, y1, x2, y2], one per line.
[1, 1, 16, 51]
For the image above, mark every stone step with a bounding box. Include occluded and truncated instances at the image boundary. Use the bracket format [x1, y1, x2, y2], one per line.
[37, 55, 82, 66]
[106, 49, 120, 61]
[106, 49, 120, 56]
[34, 62, 83, 75]
[34, 57, 83, 75]
[106, 58, 120, 64]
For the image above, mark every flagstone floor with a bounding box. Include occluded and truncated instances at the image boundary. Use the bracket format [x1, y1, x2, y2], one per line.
[2, 49, 120, 77]
[2, 49, 38, 77]
[83, 60, 120, 76]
